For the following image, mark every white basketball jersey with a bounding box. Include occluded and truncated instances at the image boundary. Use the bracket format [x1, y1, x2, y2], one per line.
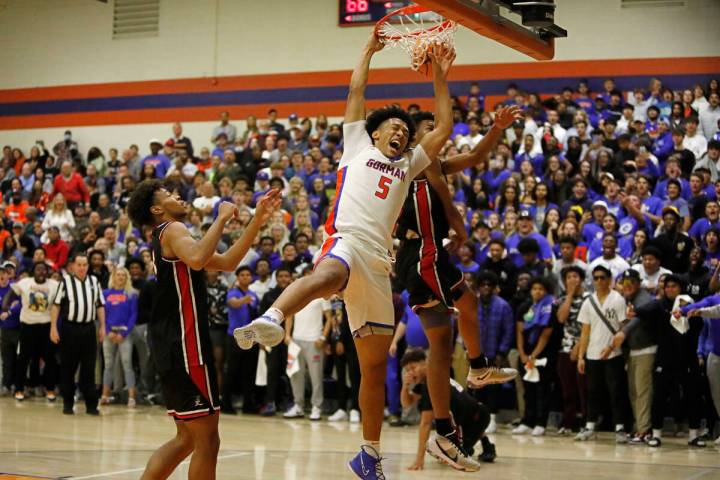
[324, 121, 430, 252]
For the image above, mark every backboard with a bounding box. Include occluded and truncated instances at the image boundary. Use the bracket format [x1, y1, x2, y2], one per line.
[414, 0, 567, 61]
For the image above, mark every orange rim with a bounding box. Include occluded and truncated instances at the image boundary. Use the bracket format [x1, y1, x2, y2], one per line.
[374, 4, 453, 42]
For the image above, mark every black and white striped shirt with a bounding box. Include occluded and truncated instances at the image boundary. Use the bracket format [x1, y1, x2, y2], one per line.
[54, 273, 106, 323]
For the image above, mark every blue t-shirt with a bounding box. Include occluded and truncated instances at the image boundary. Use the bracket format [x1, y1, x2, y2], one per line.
[641, 195, 664, 218]
[603, 198, 625, 220]
[0, 284, 20, 329]
[141, 154, 171, 178]
[227, 288, 258, 334]
[663, 197, 690, 218]
[453, 122, 470, 138]
[654, 178, 691, 200]
[587, 234, 633, 262]
[506, 232, 553, 267]
[689, 218, 720, 245]
[514, 152, 545, 176]
[103, 288, 138, 336]
[582, 222, 604, 245]
[456, 262, 480, 276]
[618, 214, 652, 242]
[652, 132, 673, 161]
[481, 170, 511, 196]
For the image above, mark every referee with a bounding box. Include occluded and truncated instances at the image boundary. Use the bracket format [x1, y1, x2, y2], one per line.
[50, 253, 106, 415]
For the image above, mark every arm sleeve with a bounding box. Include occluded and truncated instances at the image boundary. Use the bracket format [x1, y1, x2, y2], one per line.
[680, 295, 720, 315]
[339, 121, 372, 168]
[698, 304, 720, 318]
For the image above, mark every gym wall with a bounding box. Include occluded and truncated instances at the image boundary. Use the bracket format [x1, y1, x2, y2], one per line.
[0, 0, 718, 153]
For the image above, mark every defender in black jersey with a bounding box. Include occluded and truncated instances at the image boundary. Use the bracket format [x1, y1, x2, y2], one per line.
[127, 179, 280, 480]
[396, 178, 465, 311]
[393, 106, 521, 472]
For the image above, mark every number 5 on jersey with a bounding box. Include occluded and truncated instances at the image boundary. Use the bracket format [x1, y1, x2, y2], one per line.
[375, 175, 393, 200]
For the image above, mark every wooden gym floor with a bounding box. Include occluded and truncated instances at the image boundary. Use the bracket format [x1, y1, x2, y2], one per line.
[0, 398, 718, 479]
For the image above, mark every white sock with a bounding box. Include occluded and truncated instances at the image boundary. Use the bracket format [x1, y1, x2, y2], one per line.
[362, 441, 381, 457]
[653, 429, 662, 439]
[263, 307, 285, 324]
[490, 414, 496, 422]
[615, 424, 625, 432]
[689, 429, 698, 440]
[585, 422, 596, 431]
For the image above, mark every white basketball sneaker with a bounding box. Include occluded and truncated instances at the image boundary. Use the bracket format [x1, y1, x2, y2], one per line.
[511, 424, 532, 435]
[234, 316, 284, 350]
[283, 404, 304, 419]
[426, 432, 481, 472]
[349, 409, 361, 423]
[310, 406, 322, 421]
[328, 409, 348, 422]
[467, 366, 518, 388]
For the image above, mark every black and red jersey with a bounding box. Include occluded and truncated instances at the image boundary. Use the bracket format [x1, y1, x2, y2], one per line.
[149, 221, 213, 374]
[396, 178, 450, 246]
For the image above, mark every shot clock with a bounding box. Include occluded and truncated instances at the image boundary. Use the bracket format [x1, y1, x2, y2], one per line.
[339, 0, 412, 26]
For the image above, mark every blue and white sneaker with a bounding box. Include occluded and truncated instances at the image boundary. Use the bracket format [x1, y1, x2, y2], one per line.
[233, 316, 284, 350]
[348, 445, 385, 479]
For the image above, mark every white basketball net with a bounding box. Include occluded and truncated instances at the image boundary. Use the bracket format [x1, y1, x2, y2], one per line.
[377, 11, 457, 72]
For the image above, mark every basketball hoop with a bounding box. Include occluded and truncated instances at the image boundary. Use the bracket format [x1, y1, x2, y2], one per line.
[374, 5, 457, 75]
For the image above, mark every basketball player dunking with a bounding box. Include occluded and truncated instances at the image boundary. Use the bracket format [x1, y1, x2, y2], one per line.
[127, 181, 280, 480]
[234, 36, 458, 479]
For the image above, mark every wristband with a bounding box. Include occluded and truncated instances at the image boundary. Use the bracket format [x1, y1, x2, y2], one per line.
[318, 335, 326, 341]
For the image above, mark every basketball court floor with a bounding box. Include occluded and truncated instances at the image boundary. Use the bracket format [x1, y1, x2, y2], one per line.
[0, 399, 717, 479]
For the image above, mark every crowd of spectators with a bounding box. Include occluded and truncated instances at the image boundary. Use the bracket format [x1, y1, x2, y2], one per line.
[0, 76, 719, 449]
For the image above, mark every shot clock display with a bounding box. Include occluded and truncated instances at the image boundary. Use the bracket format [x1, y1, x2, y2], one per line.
[338, 0, 412, 26]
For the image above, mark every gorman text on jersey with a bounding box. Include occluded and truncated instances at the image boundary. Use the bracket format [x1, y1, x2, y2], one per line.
[366, 159, 407, 182]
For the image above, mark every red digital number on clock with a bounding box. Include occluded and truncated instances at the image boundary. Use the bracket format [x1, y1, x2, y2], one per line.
[346, 0, 369, 13]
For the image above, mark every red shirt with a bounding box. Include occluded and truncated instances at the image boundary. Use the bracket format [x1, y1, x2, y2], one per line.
[43, 239, 70, 270]
[6, 201, 29, 223]
[52, 173, 89, 204]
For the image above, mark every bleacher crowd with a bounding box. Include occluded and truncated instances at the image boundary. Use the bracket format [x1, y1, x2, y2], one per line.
[0, 76, 719, 449]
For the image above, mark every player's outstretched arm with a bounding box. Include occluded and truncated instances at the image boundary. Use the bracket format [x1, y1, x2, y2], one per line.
[442, 105, 521, 175]
[418, 44, 454, 160]
[206, 189, 282, 272]
[345, 33, 384, 124]
[163, 204, 237, 271]
[416, 44, 466, 244]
